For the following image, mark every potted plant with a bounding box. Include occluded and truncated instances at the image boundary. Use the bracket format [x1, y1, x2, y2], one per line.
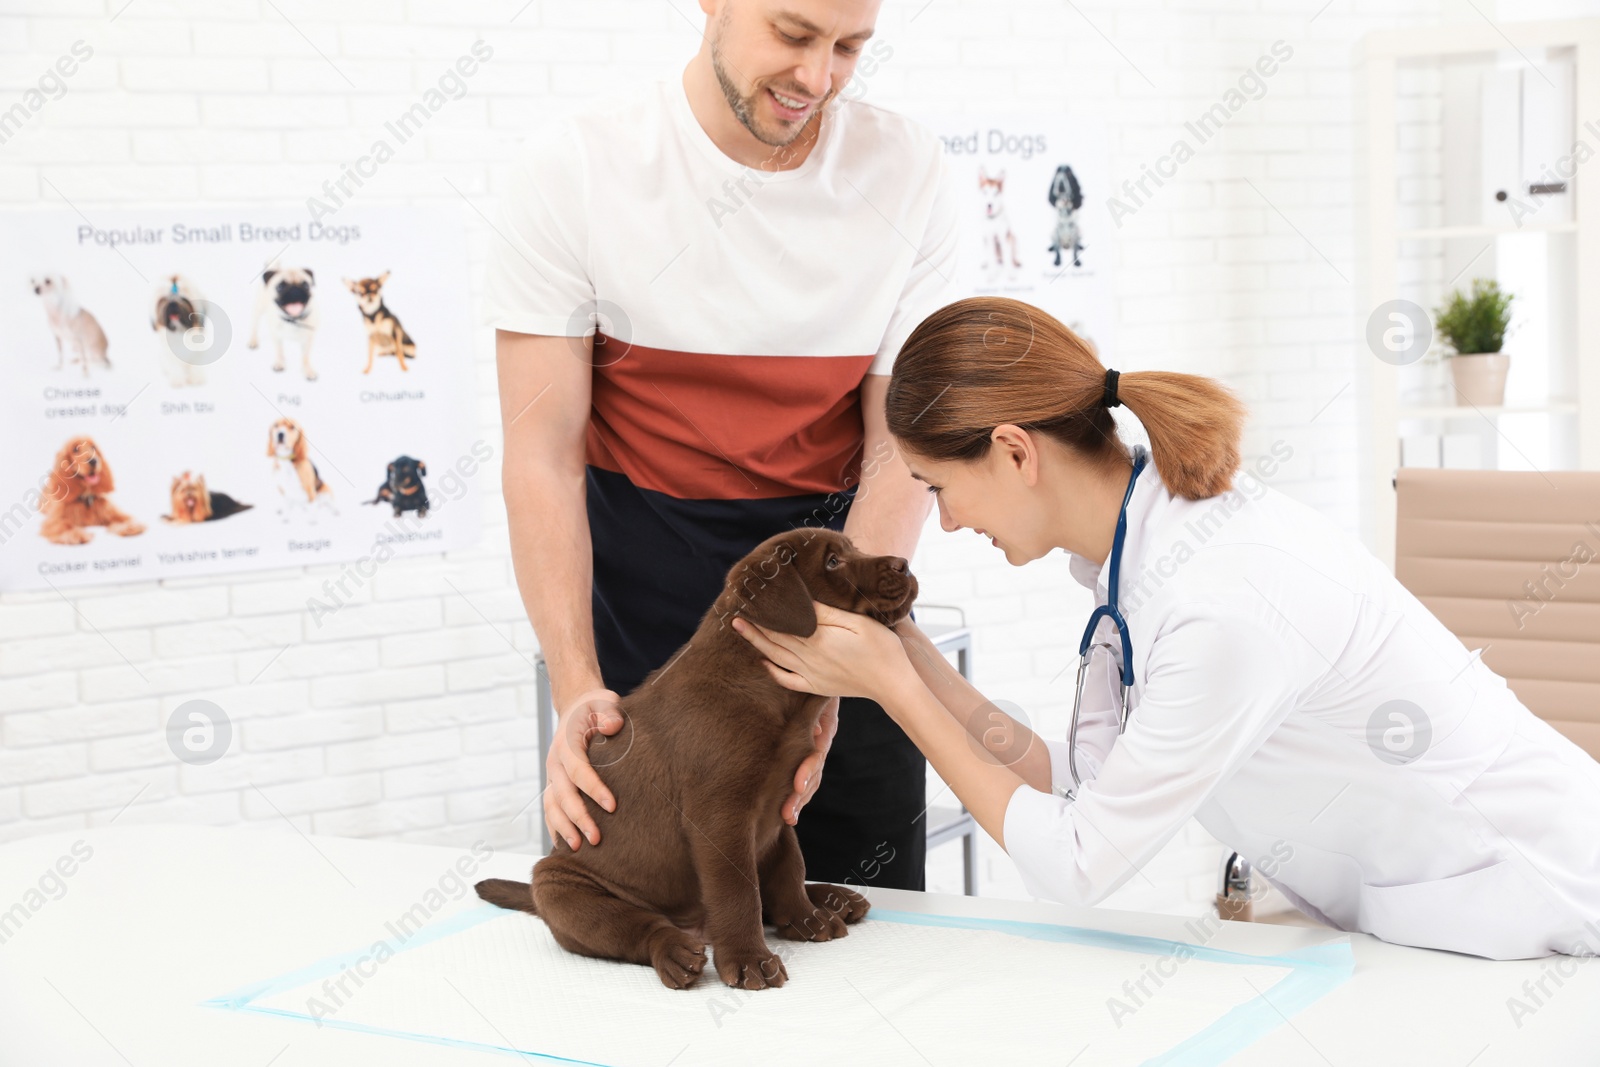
[1434, 278, 1516, 407]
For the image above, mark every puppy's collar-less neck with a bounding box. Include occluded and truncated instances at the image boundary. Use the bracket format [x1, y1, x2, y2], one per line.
[359, 301, 388, 322]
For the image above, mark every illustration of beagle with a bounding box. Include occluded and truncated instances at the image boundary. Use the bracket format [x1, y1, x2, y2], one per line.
[266, 417, 337, 522]
[343, 272, 417, 374]
[40, 436, 145, 545]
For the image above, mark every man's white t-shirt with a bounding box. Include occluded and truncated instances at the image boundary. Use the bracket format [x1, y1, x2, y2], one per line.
[484, 75, 958, 503]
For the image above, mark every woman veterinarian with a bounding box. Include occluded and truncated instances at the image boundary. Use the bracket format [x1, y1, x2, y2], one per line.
[733, 295, 1600, 961]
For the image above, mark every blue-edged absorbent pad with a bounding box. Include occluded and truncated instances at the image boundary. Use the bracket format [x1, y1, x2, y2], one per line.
[205, 903, 1353, 1066]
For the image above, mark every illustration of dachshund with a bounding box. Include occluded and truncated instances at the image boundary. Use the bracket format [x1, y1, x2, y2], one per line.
[162, 472, 253, 524]
[1047, 164, 1086, 268]
[344, 273, 417, 374]
[40, 437, 145, 545]
[266, 417, 337, 522]
[364, 455, 429, 518]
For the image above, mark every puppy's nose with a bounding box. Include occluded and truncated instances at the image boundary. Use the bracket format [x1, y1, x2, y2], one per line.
[884, 556, 908, 575]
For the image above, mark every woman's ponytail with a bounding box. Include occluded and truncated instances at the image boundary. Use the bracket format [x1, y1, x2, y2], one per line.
[885, 296, 1247, 501]
[1113, 370, 1246, 499]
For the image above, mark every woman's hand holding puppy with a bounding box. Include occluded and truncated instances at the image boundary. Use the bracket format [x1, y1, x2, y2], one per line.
[732, 602, 919, 709]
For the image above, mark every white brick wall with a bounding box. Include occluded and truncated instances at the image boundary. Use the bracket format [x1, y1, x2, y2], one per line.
[0, 0, 1476, 917]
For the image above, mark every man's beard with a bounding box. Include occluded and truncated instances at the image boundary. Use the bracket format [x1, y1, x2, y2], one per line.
[710, 25, 830, 151]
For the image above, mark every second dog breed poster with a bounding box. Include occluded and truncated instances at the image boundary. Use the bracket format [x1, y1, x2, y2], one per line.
[917, 114, 1116, 363]
[1, 205, 482, 591]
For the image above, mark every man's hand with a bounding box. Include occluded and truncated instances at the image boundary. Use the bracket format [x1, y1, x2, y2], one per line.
[544, 688, 624, 851]
[782, 695, 839, 826]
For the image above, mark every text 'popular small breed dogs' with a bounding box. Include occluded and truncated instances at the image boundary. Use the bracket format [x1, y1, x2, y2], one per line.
[40, 437, 144, 545]
[266, 418, 337, 522]
[344, 272, 417, 374]
[476, 528, 918, 991]
[249, 267, 319, 381]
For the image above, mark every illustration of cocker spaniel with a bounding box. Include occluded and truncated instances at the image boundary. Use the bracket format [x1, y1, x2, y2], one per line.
[40, 436, 145, 545]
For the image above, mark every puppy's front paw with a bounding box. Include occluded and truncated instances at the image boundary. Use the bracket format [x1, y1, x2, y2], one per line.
[648, 929, 707, 990]
[807, 882, 870, 924]
[773, 906, 847, 942]
[715, 946, 787, 990]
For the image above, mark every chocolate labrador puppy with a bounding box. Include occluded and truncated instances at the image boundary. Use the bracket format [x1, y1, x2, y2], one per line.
[476, 528, 918, 990]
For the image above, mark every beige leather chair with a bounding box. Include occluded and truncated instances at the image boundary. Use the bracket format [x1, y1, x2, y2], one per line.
[1395, 468, 1600, 759]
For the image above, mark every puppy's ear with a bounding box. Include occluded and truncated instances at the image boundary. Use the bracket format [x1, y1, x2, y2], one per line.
[94, 446, 115, 494]
[44, 443, 75, 506]
[262, 269, 278, 286]
[417, 460, 426, 477]
[304, 269, 315, 285]
[343, 278, 358, 293]
[378, 270, 390, 285]
[266, 426, 276, 457]
[290, 427, 307, 465]
[733, 555, 817, 638]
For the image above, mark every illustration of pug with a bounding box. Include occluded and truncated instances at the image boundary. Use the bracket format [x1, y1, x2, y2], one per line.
[31, 275, 111, 377]
[364, 455, 429, 518]
[162, 471, 253, 524]
[247, 267, 319, 381]
[344, 272, 417, 374]
[150, 274, 210, 387]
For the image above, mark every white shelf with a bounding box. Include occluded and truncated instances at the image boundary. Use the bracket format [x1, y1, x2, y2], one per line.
[1361, 17, 1600, 568]
[1397, 402, 1580, 420]
[1397, 221, 1580, 240]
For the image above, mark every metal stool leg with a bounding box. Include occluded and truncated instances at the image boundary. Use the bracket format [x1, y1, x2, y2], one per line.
[536, 655, 553, 856]
[1216, 850, 1254, 921]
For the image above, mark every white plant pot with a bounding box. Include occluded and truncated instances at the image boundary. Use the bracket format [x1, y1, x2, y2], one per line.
[1449, 352, 1510, 407]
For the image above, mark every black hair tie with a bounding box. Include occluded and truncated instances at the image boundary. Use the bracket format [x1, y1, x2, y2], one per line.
[1102, 368, 1122, 409]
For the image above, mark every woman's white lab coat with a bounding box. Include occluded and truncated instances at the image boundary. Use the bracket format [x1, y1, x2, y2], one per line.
[1001, 460, 1600, 960]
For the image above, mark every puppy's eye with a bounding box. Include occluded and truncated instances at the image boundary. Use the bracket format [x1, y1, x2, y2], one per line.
[826, 554, 840, 569]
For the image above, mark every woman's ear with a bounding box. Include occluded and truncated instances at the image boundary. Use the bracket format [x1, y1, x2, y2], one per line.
[733, 558, 817, 637]
[992, 423, 1042, 485]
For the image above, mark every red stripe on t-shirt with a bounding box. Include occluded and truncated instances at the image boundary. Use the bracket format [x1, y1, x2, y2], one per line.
[584, 332, 876, 500]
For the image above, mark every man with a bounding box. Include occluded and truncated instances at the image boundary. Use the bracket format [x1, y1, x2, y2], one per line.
[486, 0, 957, 891]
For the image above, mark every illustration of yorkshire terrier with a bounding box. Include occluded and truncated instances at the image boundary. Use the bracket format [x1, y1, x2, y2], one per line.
[364, 455, 430, 518]
[39, 436, 145, 545]
[162, 472, 253, 524]
[344, 272, 417, 373]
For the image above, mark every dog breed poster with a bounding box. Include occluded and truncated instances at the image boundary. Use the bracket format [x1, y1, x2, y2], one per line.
[0, 205, 482, 591]
[917, 114, 1116, 362]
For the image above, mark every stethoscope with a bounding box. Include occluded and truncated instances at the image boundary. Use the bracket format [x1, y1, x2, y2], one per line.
[1064, 444, 1149, 800]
